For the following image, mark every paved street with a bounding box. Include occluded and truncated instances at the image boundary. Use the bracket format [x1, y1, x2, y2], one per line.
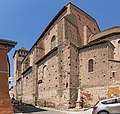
[29, 109, 93, 114]
[65, 109, 92, 114]
[13, 104, 47, 113]
[13, 104, 92, 114]
[27, 111, 65, 114]
[13, 104, 65, 114]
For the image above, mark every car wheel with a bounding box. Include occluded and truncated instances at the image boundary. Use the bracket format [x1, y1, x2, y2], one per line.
[98, 111, 109, 114]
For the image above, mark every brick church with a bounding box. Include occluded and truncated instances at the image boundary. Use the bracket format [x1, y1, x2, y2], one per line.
[13, 2, 120, 109]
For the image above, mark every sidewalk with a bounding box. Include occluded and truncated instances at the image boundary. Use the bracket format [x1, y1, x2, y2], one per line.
[64, 108, 93, 114]
[14, 108, 93, 114]
[37, 106, 93, 114]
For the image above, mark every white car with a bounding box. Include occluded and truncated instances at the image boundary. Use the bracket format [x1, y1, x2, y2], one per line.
[92, 97, 120, 114]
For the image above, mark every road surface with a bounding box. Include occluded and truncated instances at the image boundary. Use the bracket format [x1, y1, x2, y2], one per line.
[13, 104, 92, 114]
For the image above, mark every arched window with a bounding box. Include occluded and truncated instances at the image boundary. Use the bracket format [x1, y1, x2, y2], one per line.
[43, 65, 47, 79]
[51, 35, 56, 49]
[88, 59, 93, 72]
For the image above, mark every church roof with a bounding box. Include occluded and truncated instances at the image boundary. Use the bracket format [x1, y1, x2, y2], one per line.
[79, 40, 114, 50]
[13, 46, 28, 58]
[21, 4, 67, 62]
[25, 2, 99, 60]
[28, 5, 67, 54]
[19, 46, 26, 51]
[89, 26, 120, 43]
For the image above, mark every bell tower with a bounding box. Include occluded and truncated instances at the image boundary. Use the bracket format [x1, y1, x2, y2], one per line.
[13, 47, 28, 100]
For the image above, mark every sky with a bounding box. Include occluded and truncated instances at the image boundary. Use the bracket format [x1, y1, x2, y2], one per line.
[0, 0, 120, 87]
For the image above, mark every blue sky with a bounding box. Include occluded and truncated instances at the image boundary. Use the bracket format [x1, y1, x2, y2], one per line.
[0, 0, 120, 86]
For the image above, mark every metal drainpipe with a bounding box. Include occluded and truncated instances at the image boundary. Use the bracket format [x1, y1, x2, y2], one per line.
[35, 64, 38, 106]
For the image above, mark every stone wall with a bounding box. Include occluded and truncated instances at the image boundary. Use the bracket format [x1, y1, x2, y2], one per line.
[79, 42, 115, 106]
[108, 60, 120, 82]
[13, 3, 120, 110]
[79, 42, 114, 87]
[70, 4, 100, 46]
[69, 44, 79, 107]
[108, 34, 120, 60]
[14, 48, 28, 100]
[57, 41, 71, 109]
[22, 68, 34, 104]
[16, 79, 22, 100]
[37, 49, 59, 108]
[81, 86, 108, 106]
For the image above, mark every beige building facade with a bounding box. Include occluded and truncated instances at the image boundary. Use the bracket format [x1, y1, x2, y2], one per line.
[13, 2, 120, 109]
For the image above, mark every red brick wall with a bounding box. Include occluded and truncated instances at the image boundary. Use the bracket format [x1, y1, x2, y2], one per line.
[0, 45, 13, 114]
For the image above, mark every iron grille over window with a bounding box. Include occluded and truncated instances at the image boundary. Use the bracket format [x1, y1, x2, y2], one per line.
[88, 59, 93, 72]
